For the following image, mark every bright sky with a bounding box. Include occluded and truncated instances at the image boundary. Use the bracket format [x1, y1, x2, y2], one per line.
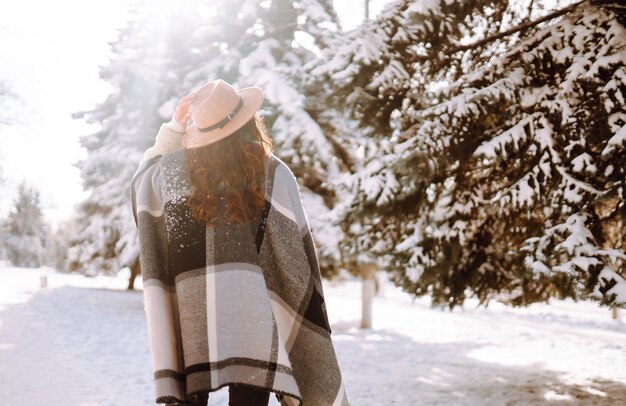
[0, 0, 130, 225]
[0, 0, 389, 227]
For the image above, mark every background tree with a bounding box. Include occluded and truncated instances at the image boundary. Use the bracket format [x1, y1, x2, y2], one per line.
[179, 0, 348, 276]
[3, 182, 48, 268]
[66, 2, 208, 280]
[68, 0, 349, 284]
[46, 219, 78, 272]
[1, 78, 30, 262]
[0, 79, 16, 261]
[306, 0, 626, 306]
[0, 162, 5, 261]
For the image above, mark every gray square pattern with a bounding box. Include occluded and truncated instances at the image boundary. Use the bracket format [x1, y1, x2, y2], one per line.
[131, 150, 350, 405]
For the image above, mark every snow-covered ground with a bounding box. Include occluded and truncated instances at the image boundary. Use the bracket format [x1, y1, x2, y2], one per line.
[1, 264, 625, 405]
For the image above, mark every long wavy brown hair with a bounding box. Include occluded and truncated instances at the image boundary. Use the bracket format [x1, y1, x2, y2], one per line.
[184, 113, 274, 227]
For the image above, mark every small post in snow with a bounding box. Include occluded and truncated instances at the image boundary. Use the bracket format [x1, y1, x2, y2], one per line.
[360, 263, 376, 329]
[40, 270, 47, 288]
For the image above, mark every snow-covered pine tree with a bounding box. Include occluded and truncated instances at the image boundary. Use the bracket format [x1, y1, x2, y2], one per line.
[0, 224, 5, 262]
[307, 0, 626, 306]
[46, 219, 78, 272]
[69, 0, 348, 281]
[304, 0, 542, 275]
[3, 182, 48, 268]
[179, 0, 348, 275]
[67, 2, 208, 279]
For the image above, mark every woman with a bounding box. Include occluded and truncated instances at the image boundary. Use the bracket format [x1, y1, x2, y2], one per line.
[131, 79, 350, 406]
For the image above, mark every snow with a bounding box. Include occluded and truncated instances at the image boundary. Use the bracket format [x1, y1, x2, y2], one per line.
[369, 59, 410, 90]
[553, 212, 595, 256]
[520, 85, 552, 108]
[406, 0, 441, 17]
[599, 267, 626, 304]
[571, 152, 597, 174]
[2, 264, 626, 405]
[602, 124, 626, 156]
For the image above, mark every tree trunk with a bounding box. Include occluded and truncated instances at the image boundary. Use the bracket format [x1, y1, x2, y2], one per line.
[127, 259, 141, 290]
[360, 263, 376, 329]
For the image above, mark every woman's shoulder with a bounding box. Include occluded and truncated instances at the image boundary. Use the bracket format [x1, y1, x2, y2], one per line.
[157, 149, 193, 199]
[266, 151, 296, 180]
[265, 152, 303, 204]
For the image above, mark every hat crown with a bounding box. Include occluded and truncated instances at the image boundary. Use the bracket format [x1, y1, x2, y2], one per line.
[182, 78, 264, 149]
[191, 79, 241, 128]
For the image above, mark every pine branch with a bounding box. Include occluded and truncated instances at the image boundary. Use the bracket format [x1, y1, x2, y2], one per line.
[410, 0, 585, 64]
[524, 0, 537, 23]
[449, 0, 585, 54]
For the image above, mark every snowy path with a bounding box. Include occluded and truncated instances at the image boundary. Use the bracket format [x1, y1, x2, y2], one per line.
[1, 266, 626, 405]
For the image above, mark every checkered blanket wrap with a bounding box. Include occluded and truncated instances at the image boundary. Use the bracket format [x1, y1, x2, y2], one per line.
[130, 149, 350, 406]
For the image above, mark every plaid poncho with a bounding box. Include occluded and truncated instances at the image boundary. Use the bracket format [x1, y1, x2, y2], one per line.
[130, 148, 350, 406]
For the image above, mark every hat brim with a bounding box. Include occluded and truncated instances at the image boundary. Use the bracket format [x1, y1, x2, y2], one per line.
[182, 86, 264, 149]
